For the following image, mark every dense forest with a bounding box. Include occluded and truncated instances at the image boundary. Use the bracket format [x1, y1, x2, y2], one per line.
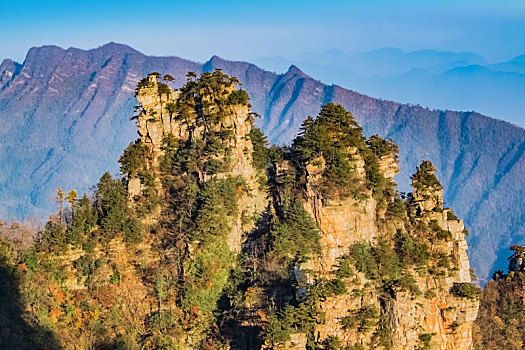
[0, 70, 517, 349]
[473, 245, 525, 349]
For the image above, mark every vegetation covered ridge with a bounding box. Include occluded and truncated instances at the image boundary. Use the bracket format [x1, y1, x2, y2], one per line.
[0, 71, 479, 350]
[474, 245, 525, 349]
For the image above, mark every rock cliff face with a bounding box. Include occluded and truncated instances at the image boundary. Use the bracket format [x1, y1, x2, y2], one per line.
[303, 151, 379, 274]
[135, 75, 182, 149]
[251, 104, 480, 349]
[271, 150, 479, 349]
[302, 153, 400, 274]
[131, 73, 266, 252]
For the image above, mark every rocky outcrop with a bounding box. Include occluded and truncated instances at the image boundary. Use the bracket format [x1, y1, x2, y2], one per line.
[508, 245, 525, 273]
[0, 58, 21, 87]
[132, 74, 266, 252]
[303, 150, 380, 274]
[308, 195, 377, 273]
[290, 152, 479, 349]
[136, 75, 181, 149]
[388, 206, 478, 350]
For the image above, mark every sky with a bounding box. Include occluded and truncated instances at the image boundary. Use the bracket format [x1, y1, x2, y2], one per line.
[1, 0, 525, 64]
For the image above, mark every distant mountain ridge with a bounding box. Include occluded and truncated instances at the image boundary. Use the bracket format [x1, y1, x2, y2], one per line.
[254, 48, 489, 78]
[254, 48, 525, 127]
[1, 42, 525, 282]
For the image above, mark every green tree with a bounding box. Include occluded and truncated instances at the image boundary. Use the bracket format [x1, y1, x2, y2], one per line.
[227, 89, 250, 105]
[270, 197, 321, 264]
[366, 134, 399, 159]
[182, 177, 242, 315]
[95, 172, 141, 243]
[67, 194, 97, 246]
[40, 219, 67, 252]
[411, 160, 443, 192]
[293, 103, 367, 199]
[163, 74, 174, 84]
[119, 140, 148, 176]
[248, 127, 269, 172]
[165, 102, 177, 120]
[294, 103, 365, 163]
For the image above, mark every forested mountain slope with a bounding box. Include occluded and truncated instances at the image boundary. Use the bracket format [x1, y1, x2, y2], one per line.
[1, 42, 524, 281]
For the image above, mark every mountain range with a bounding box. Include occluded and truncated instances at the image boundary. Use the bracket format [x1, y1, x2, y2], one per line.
[254, 48, 525, 127]
[1, 42, 525, 282]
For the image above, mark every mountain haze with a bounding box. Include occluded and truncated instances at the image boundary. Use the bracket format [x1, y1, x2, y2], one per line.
[1, 43, 525, 281]
[256, 48, 487, 77]
[254, 49, 525, 127]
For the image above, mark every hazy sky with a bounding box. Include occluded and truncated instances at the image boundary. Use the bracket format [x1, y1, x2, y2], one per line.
[1, 0, 524, 63]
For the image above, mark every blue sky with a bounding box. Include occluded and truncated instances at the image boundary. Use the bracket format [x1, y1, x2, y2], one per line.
[1, 0, 524, 63]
